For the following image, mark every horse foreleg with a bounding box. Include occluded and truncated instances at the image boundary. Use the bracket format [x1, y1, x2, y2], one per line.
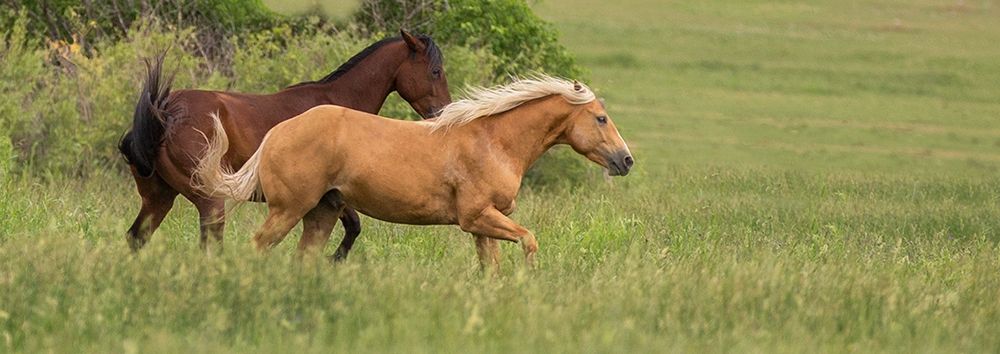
[331, 208, 361, 262]
[193, 197, 226, 255]
[460, 207, 538, 267]
[473, 234, 502, 273]
[126, 172, 179, 251]
[299, 201, 345, 257]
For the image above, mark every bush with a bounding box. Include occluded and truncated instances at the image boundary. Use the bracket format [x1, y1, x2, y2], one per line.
[0, 0, 289, 54]
[354, 0, 582, 80]
[432, 0, 581, 79]
[0, 11, 76, 174]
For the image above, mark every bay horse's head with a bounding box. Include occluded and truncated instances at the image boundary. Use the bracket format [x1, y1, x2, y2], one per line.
[562, 86, 634, 176]
[395, 30, 451, 118]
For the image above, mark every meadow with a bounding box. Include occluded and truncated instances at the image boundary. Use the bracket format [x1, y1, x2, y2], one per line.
[2, 0, 1000, 352]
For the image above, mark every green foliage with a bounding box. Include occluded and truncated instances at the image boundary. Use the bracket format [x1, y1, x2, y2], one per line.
[354, 0, 583, 79]
[0, 135, 11, 184]
[0, 0, 287, 48]
[230, 25, 370, 94]
[432, 0, 582, 79]
[1, 11, 75, 174]
[0, 13, 221, 176]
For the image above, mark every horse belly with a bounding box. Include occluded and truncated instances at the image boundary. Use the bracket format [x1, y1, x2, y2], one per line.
[339, 180, 456, 225]
[350, 195, 455, 225]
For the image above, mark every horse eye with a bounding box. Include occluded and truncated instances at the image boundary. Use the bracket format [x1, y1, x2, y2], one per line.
[596, 116, 607, 124]
[432, 68, 442, 78]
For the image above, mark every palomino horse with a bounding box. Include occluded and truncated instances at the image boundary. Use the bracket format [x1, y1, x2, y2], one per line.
[192, 76, 633, 268]
[118, 30, 451, 259]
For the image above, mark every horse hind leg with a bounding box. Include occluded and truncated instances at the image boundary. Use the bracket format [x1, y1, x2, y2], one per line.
[299, 199, 346, 257]
[193, 197, 226, 255]
[126, 171, 178, 251]
[252, 204, 311, 252]
[253, 162, 331, 253]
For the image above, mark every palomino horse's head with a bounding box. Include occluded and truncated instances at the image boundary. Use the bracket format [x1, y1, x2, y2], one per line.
[395, 30, 451, 118]
[561, 89, 634, 176]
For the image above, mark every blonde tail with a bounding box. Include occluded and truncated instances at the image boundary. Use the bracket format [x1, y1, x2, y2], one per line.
[192, 113, 265, 201]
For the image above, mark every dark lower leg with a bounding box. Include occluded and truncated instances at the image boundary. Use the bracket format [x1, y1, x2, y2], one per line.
[126, 173, 178, 251]
[332, 208, 361, 261]
[195, 198, 226, 255]
[126, 201, 174, 251]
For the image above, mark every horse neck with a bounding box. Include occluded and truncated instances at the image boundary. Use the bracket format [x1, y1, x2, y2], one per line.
[472, 96, 576, 176]
[289, 42, 407, 114]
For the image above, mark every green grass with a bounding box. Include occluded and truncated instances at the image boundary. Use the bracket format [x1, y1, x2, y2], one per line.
[536, 0, 1000, 177]
[4, 0, 1000, 352]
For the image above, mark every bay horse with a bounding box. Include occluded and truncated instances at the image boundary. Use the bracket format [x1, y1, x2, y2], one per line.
[118, 30, 451, 259]
[192, 76, 634, 268]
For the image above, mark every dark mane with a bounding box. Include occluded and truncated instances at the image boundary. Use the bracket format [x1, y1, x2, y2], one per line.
[288, 34, 442, 88]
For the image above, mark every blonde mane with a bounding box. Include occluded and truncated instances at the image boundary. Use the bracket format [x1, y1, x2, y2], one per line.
[425, 75, 596, 131]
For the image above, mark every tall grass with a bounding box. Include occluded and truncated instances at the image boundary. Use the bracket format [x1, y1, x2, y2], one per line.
[2, 168, 999, 352]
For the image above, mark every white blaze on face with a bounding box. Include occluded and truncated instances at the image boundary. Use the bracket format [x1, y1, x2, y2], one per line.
[614, 126, 631, 156]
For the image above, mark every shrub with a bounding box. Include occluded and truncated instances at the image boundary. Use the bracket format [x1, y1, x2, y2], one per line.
[432, 0, 581, 79]
[354, 0, 582, 80]
[0, 11, 74, 174]
[0, 0, 289, 52]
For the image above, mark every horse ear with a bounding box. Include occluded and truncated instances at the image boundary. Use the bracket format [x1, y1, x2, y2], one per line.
[400, 29, 426, 52]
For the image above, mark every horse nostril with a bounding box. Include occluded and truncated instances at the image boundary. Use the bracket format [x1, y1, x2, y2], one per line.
[623, 155, 634, 169]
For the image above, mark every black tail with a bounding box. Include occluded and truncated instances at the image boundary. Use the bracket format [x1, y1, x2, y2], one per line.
[119, 53, 174, 178]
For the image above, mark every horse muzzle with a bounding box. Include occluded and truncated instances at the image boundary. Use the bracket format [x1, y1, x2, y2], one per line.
[607, 151, 634, 176]
[421, 106, 443, 119]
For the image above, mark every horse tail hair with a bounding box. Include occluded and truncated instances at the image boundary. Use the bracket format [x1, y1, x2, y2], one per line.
[118, 52, 174, 178]
[192, 112, 265, 202]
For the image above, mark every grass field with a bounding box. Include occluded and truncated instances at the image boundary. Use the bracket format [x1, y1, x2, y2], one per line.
[3, 0, 1000, 352]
